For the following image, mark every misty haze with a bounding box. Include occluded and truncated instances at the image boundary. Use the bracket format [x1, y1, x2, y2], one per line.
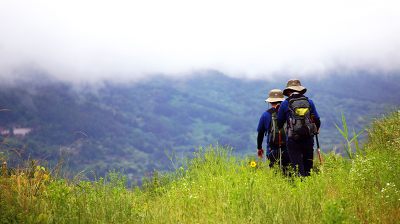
[1, 1, 400, 223]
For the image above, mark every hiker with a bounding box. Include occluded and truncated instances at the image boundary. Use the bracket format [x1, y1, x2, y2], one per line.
[257, 89, 290, 172]
[277, 79, 321, 177]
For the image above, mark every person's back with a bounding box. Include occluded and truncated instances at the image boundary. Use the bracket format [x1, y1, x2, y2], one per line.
[257, 89, 290, 172]
[277, 79, 321, 176]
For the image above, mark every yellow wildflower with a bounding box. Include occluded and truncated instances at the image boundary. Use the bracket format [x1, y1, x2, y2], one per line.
[250, 161, 257, 168]
[43, 174, 49, 181]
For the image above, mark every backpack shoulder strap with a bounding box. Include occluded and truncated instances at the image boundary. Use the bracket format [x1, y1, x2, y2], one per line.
[267, 108, 278, 143]
[266, 108, 276, 132]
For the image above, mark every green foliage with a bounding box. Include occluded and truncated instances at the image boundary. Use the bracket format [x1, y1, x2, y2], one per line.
[365, 110, 400, 153]
[1, 111, 400, 223]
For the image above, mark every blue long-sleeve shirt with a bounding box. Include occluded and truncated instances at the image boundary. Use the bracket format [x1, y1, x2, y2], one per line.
[277, 94, 320, 132]
[257, 108, 275, 150]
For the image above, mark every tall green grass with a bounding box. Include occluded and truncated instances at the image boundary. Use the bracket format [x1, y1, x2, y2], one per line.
[335, 113, 365, 159]
[1, 111, 399, 223]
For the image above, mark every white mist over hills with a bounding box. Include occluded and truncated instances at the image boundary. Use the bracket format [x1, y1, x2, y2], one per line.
[1, 0, 400, 83]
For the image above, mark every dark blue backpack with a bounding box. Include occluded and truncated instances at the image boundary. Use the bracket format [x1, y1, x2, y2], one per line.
[287, 96, 317, 140]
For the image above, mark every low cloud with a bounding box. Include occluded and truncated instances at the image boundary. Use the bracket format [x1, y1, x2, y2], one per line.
[1, 0, 400, 83]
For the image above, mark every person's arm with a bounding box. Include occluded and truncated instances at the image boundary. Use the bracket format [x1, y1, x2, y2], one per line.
[257, 131, 264, 150]
[257, 112, 270, 157]
[277, 100, 288, 129]
[309, 100, 321, 129]
[257, 114, 265, 148]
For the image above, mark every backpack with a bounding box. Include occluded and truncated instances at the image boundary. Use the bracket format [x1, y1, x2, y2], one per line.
[267, 108, 286, 147]
[287, 95, 317, 141]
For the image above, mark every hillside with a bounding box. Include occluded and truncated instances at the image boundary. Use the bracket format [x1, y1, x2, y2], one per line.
[0, 72, 399, 181]
[1, 111, 399, 223]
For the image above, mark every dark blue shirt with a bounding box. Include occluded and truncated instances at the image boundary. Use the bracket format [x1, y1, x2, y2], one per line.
[257, 109, 274, 150]
[257, 111, 271, 133]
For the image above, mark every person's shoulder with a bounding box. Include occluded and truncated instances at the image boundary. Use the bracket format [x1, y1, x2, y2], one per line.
[303, 96, 319, 110]
[263, 110, 272, 116]
[305, 97, 315, 104]
[260, 110, 273, 119]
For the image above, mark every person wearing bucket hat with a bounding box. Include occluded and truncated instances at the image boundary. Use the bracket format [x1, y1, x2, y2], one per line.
[257, 89, 290, 172]
[277, 79, 321, 177]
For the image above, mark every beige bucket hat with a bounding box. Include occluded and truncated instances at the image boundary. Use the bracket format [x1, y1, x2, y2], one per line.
[265, 89, 285, 103]
[283, 79, 307, 96]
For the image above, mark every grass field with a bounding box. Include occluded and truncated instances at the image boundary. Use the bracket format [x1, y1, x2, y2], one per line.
[1, 111, 399, 223]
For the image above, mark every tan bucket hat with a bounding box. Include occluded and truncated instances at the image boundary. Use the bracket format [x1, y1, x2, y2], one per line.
[283, 79, 307, 96]
[265, 89, 285, 103]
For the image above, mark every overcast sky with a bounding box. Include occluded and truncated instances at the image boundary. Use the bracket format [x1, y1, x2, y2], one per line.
[1, 0, 400, 83]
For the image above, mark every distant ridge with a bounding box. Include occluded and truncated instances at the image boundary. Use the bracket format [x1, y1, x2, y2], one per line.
[0, 71, 399, 181]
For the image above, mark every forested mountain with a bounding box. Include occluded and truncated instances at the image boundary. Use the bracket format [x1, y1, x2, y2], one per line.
[0, 71, 399, 181]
